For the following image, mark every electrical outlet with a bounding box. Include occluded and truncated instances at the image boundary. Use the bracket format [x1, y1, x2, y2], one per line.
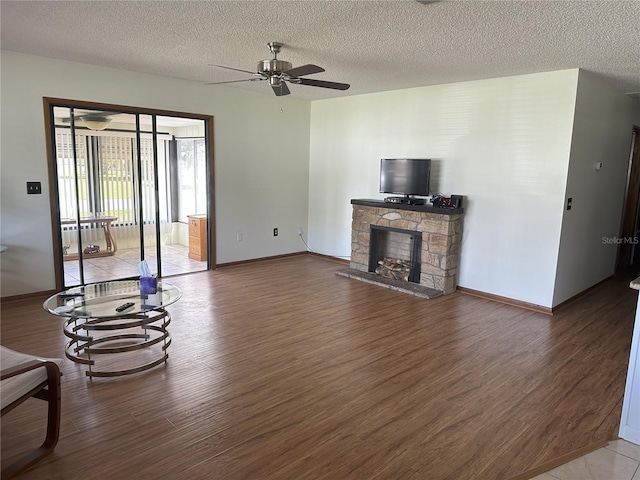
[273, 228, 278, 237]
[236, 232, 243, 242]
[297, 227, 303, 236]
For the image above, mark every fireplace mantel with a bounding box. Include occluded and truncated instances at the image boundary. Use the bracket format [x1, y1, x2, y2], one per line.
[344, 199, 464, 296]
[351, 198, 464, 215]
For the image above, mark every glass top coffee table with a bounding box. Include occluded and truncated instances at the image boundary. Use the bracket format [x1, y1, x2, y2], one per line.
[44, 280, 182, 379]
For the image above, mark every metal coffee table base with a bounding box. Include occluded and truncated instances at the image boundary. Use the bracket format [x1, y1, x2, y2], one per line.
[63, 309, 172, 378]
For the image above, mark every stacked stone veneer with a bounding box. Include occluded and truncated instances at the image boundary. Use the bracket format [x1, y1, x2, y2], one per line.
[350, 204, 463, 295]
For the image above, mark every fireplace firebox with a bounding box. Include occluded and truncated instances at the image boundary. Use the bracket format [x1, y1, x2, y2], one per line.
[368, 225, 422, 283]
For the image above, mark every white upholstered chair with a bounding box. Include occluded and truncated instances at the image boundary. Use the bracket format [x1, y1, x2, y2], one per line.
[1, 346, 62, 480]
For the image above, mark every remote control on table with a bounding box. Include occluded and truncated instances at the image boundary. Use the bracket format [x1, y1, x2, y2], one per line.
[115, 302, 135, 312]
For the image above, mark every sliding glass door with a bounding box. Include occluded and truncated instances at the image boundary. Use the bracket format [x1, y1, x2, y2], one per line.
[46, 101, 213, 289]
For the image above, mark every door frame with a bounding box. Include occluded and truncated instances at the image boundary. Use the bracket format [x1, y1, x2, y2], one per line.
[617, 125, 640, 271]
[42, 97, 216, 291]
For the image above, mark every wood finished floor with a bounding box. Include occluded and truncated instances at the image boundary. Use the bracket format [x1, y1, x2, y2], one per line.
[1, 254, 636, 479]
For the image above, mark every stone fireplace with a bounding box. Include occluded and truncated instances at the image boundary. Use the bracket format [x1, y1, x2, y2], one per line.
[339, 199, 464, 297]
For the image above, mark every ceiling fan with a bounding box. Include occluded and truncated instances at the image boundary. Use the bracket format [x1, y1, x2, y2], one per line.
[208, 42, 350, 96]
[60, 110, 118, 130]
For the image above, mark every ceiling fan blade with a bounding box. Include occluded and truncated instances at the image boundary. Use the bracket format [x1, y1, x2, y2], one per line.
[298, 78, 350, 91]
[272, 81, 291, 96]
[206, 78, 264, 85]
[208, 64, 258, 75]
[61, 110, 117, 122]
[283, 64, 325, 78]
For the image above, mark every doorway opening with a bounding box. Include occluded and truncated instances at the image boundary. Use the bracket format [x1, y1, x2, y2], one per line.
[43, 98, 215, 290]
[618, 126, 640, 273]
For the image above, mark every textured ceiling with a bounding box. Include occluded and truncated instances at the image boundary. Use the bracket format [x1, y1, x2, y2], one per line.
[1, 0, 639, 100]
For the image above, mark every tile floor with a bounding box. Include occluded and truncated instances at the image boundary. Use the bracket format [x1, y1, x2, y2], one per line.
[63, 244, 206, 285]
[532, 439, 640, 480]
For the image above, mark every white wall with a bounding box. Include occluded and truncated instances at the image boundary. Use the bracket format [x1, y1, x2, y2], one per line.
[4, 53, 636, 306]
[553, 72, 640, 306]
[0, 51, 311, 297]
[309, 70, 580, 308]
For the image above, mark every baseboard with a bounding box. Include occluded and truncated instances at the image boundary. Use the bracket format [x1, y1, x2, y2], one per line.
[1, 289, 58, 303]
[457, 287, 553, 315]
[508, 439, 609, 480]
[550, 275, 614, 313]
[216, 251, 308, 268]
[306, 251, 349, 265]
[619, 424, 640, 446]
[218, 251, 349, 268]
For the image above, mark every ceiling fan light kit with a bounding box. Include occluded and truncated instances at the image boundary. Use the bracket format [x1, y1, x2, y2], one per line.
[82, 116, 111, 131]
[209, 42, 350, 96]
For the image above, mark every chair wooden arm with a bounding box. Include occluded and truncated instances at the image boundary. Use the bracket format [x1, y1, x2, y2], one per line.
[1, 349, 62, 480]
[1, 359, 53, 380]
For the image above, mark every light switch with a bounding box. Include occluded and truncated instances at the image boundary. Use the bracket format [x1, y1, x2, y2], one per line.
[27, 182, 42, 194]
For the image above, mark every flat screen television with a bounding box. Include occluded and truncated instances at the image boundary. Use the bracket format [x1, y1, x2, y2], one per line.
[380, 158, 431, 197]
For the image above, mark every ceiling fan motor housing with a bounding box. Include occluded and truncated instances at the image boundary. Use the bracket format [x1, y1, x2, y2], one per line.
[258, 59, 293, 76]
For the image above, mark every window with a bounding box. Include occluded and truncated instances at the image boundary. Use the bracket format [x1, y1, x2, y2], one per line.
[56, 130, 168, 225]
[176, 137, 207, 223]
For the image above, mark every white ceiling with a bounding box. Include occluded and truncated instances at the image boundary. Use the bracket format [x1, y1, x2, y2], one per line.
[1, 0, 639, 101]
